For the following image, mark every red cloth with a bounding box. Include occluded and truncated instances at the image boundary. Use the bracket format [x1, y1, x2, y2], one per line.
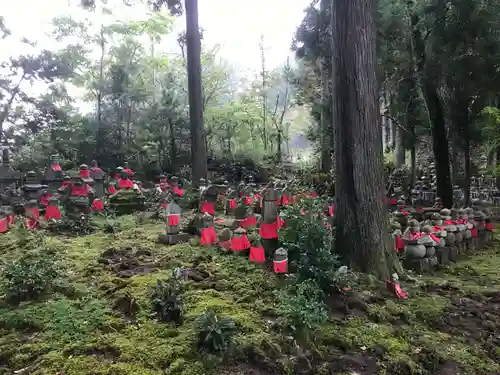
[201, 201, 216, 215]
[231, 235, 251, 251]
[45, 205, 61, 220]
[168, 214, 180, 226]
[244, 196, 253, 205]
[92, 199, 104, 211]
[200, 227, 217, 246]
[249, 246, 266, 263]
[172, 186, 184, 196]
[444, 220, 453, 225]
[309, 192, 319, 198]
[254, 194, 261, 200]
[328, 205, 335, 216]
[91, 167, 102, 173]
[71, 184, 90, 196]
[275, 197, 281, 205]
[471, 227, 478, 237]
[219, 240, 231, 250]
[394, 235, 405, 251]
[410, 232, 422, 240]
[79, 169, 91, 178]
[8, 215, 14, 225]
[486, 223, 494, 231]
[429, 233, 440, 242]
[51, 163, 62, 172]
[118, 179, 134, 189]
[40, 193, 53, 206]
[281, 195, 290, 206]
[123, 168, 133, 175]
[386, 281, 408, 299]
[228, 199, 237, 209]
[241, 215, 257, 228]
[273, 259, 288, 273]
[26, 218, 38, 230]
[260, 221, 279, 239]
[0, 218, 8, 233]
[108, 185, 117, 194]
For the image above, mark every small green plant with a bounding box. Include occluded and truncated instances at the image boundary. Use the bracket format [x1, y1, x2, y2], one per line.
[280, 198, 341, 293]
[275, 280, 328, 339]
[196, 309, 236, 354]
[55, 215, 96, 235]
[150, 276, 184, 324]
[103, 218, 121, 233]
[1, 247, 65, 304]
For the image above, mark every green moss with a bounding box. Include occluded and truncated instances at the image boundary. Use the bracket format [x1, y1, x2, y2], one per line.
[1, 219, 500, 374]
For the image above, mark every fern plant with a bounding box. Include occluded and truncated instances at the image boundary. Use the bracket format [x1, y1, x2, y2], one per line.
[196, 309, 236, 354]
[150, 277, 184, 324]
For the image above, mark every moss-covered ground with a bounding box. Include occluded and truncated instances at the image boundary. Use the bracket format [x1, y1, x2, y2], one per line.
[0, 216, 499, 375]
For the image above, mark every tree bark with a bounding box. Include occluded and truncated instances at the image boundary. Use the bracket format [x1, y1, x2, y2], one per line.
[411, 8, 453, 208]
[319, 0, 332, 173]
[185, 0, 207, 185]
[331, 0, 394, 280]
[394, 125, 405, 168]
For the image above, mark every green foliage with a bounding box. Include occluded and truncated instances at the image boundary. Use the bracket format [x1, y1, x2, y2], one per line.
[102, 218, 122, 233]
[150, 276, 184, 324]
[1, 248, 65, 304]
[196, 309, 237, 354]
[275, 280, 328, 337]
[480, 106, 500, 152]
[42, 297, 112, 344]
[280, 198, 340, 292]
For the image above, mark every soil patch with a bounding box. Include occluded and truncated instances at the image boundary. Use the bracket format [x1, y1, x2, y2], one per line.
[98, 246, 158, 277]
[434, 291, 500, 362]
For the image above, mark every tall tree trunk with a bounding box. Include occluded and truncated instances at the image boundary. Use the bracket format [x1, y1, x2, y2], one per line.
[332, 0, 396, 280]
[169, 120, 177, 170]
[411, 8, 453, 208]
[320, 58, 332, 172]
[450, 142, 460, 185]
[394, 125, 405, 167]
[185, 0, 207, 185]
[259, 35, 268, 151]
[464, 137, 471, 207]
[319, 0, 332, 173]
[96, 25, 105, 162]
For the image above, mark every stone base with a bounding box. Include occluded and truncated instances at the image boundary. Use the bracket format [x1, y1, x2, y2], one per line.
[457, 242, 466, 255]
[466, 239, 474, 252]
[484, 231, 493, 245]
[158, 233, 191, 245]
[472, 237, 479, 251]
[435, 247, 450, 265]
[404, 257, 431, 273]
[448, 246, 458, 262]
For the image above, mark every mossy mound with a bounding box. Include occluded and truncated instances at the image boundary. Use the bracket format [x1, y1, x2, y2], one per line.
[108, 190, 146, 214]
[0, 218, 499, 375]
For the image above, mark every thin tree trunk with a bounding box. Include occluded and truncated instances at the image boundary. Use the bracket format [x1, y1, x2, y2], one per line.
[185, 0, 207, 185]
[331, 0, 395, 280]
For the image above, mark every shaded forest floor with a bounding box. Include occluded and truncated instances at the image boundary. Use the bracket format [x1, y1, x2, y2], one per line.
[0, 216, 499, 375]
